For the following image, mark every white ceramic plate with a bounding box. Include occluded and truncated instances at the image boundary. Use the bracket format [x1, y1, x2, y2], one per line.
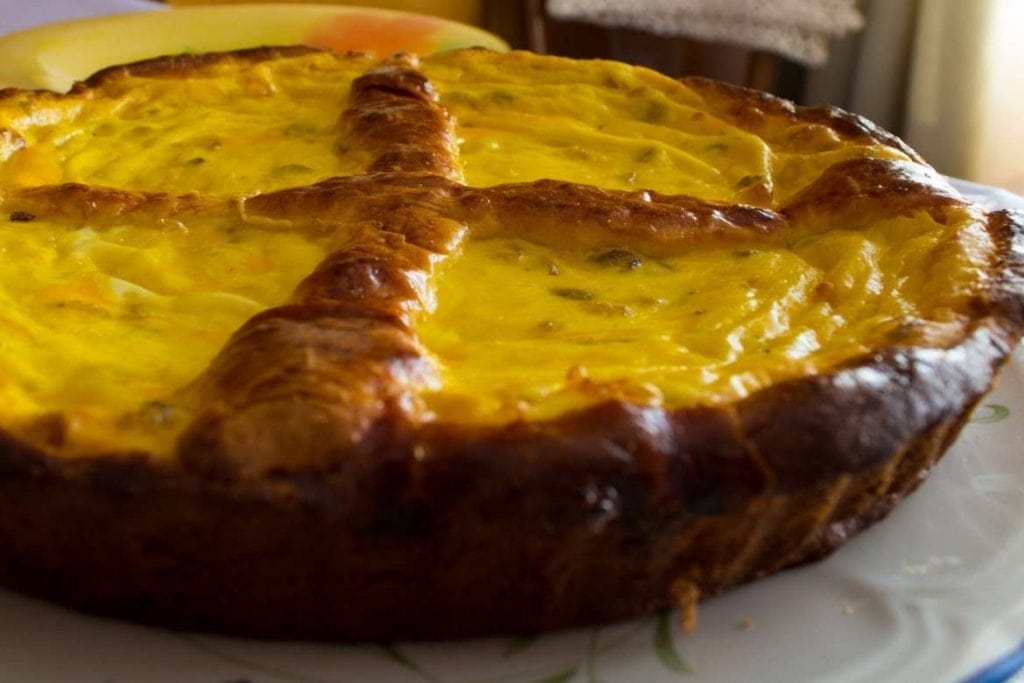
[0, 198, 1022, 682]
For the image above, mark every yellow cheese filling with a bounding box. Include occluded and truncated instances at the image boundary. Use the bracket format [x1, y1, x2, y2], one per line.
[418, 207, 991, 423]
[422, 50, 908, 205]
[0, 213, 331, 455]
[0, 49, 996, 449]
[0, 53, 373, 194]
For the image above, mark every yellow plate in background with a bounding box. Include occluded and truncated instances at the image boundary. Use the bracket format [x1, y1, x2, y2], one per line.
[166, 0, 482, 26]
[0, 3, 507, 91]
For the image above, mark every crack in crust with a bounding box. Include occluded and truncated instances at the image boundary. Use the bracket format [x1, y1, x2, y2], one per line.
[0, 48, 1023, 641]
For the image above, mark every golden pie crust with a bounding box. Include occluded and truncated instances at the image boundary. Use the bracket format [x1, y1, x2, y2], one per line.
[0, 46, 1022, 640]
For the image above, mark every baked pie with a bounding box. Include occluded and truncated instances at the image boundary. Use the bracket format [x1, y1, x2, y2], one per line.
[0, 46, 1021, 640]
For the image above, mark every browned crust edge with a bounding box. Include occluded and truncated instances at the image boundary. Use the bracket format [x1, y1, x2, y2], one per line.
[0, 46, 336, 106]
[77, 45, 326, 88]
[680, 75, 925, 163]
[0, 317, 1012, 640]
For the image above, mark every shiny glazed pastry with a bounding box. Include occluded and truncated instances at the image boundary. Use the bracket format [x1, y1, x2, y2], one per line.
[0, 46, 1021, 640]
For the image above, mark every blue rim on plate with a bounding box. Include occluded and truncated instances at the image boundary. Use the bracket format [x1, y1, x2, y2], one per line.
[961, 640, 1024, 683]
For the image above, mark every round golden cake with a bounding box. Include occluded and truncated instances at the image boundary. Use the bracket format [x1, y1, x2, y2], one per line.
[0, 46, 1021, 640]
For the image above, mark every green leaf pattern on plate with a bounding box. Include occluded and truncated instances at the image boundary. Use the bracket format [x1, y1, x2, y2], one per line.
[972, 403, 1011, 424]
[503, 634, 540, 658]
[378, 642, 443, 682]
[532, 665, 580, 683]
[179, 635, 339, 683]
[654, 612, 693, 675]
[176, 612, 692, 683]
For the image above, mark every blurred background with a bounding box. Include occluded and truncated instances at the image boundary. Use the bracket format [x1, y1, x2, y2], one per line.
[2, 0, 1021, 193]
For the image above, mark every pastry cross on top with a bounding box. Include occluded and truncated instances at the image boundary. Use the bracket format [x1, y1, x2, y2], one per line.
[182, 54, 792, 478]
[0, 47, 996, 484]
